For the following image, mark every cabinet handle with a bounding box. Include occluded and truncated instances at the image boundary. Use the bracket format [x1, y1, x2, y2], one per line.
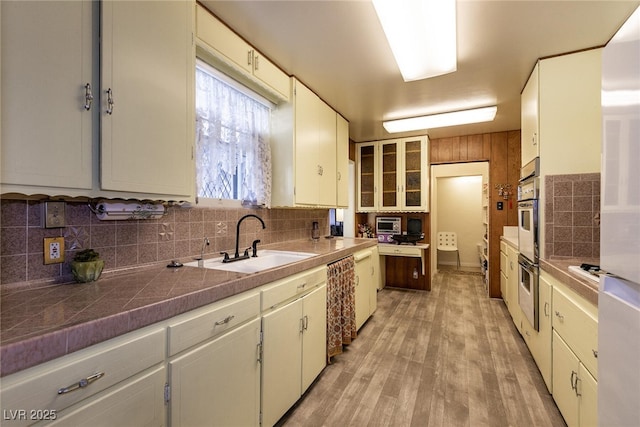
[554, 310, 564, 321]
[83, 83, 93, 111]
[254, 54, 260, 71]
[570, 370, 577, 391]
[299, 317, 305, 333]
[58, 372, 105, 395]
[247, 50, 253, 66]
[105, 88, 114, 115]
[532, 133, 537, 146]
[214, 315, 235, 326]
[574, 376, 582, 397]
[296, 282, 307, 290]
[303, 315, 309, 331]
[592, 349, 598, 358]
[317, 165, 324, 176]
[337, 171, 342, 181]
[544, 302, 549, 317]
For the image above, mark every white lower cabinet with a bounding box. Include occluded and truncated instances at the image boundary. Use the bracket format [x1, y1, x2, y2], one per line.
[261, 268, 327, 427]
[553, 331, 598, 427]
[354, 248, 378, 330]
[168, 318, 261, 427]
[43, 366, 166, 427]
[0, 326, 166, 427]
[551, 277, 598, 427]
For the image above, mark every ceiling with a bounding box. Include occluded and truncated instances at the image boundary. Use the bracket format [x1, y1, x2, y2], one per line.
[200, 0, 639, 142]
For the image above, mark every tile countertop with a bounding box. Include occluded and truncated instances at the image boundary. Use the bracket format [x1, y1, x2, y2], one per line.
[540, 257, 599, 307]
[0, 237, 377, 377]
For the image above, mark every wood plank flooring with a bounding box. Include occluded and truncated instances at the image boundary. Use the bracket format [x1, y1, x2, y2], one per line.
[279, 270, 566, 427]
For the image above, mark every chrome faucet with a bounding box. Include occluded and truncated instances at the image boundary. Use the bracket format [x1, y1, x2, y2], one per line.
[222, 214, 266, 263]
[197, 237, 210, 268]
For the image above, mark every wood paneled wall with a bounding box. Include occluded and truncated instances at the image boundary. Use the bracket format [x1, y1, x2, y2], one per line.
[431, 130, 521, 298]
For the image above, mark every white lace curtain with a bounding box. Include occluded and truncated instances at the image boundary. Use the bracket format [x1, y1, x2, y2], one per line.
[195, 65, 272, 207]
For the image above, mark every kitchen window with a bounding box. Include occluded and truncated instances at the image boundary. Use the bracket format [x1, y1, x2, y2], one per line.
[195, 59, 273, 208]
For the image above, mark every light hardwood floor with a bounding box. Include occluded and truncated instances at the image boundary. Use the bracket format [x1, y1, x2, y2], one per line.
[279, 270, 566, 427]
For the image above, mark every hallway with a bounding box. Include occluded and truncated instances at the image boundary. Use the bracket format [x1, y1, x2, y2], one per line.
[280, 271, 565, 426]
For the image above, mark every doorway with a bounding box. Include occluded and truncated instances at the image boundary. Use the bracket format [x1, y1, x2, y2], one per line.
[430, 162, 489, 277]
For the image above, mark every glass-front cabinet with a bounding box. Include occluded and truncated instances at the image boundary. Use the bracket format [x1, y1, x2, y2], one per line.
[356, 142, 378, 211]
[356, 136, 429, 212]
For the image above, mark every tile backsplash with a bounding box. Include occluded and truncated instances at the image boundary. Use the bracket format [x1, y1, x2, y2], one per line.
[544, 173, 600, 259]
[0, 199, 329, 287]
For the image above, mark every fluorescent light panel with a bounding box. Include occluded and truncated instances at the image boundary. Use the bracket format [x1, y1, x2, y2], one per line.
[383, 106, 497, 133]
[372, 0, 457, 81]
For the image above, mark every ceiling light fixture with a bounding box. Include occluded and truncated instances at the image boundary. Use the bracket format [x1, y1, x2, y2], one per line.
[382, 106, 498, 133]
[372, 0, 457, 81]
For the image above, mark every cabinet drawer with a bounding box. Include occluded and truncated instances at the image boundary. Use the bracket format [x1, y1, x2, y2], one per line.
[553, 285, 598, 379]
[168, 290, 260, 356]
[262, 266, 327, 310]
[378, 245, 421, 257]
[0, 326, 165, 424]
[500, 251, 508, 276]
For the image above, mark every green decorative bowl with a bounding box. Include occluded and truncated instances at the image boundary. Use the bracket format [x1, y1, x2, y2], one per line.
[71, 260, 105, 283]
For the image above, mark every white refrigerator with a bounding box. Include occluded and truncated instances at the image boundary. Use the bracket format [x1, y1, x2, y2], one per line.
[599, 6, 640, 427]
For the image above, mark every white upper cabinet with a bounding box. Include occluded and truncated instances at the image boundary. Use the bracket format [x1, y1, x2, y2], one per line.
[272, 78, 341, 208]
[100, 0, 194, 199]
[1, 0, 196, 202]
[521, 49, 602, 173]
[1, 0, 94, 194]
[336, 114, 350, 208]
[521, 63, 540, 166]
[357, 136, 429, 212]
[195, 4, 289, 103]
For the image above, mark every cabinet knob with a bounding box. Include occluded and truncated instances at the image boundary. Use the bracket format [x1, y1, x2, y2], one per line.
[592, 349, 598, 358]
[554, 310, 564, 321]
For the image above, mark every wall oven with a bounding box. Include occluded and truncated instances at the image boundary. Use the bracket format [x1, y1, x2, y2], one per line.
[517, 157, 540, 330]
[518, 254, 539, 330]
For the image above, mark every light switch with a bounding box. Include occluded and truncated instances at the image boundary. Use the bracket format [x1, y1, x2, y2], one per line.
[42, 201, 66, 228]
[44, 237, 65, 264]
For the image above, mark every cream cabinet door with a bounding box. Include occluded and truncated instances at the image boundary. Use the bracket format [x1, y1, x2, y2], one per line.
[45, 366, 166, 427]
[261, 298, 303, 427]
[579, 366, 598, 427]
[506, 245, 521, 331]
[356, 142, 378, 212]
[355, 250, 373, 330]
[169, 318, 261, 427]
[293, 81, 320, 206]
[317, 100, 337, 206]
[336, 115, 350, 208]
[1, 0, 93, 193]
[195, 4, 252, 74]
[251, 52, 290, 101]
[379, 140, 402, 210]
[521, 62, 539, 166]
[402, 136, 428, 211]
[101, 0, 194, 198]
[301, 285, 327, 392]
[534, 274, 552, 392]
[553, 331, 580, 427]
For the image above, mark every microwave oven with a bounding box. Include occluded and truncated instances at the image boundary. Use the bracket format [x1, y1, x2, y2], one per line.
[376, 217, 401, 236]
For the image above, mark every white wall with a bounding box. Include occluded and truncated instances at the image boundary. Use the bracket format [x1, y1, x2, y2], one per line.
[431, 162, 489, 275]
[436, 176, 484, 267]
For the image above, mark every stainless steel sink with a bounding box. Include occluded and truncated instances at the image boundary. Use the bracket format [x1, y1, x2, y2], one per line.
[184, 250, 316, 274]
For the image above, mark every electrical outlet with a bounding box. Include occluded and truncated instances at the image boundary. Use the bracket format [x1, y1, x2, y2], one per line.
[44, 237, 65, 265]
